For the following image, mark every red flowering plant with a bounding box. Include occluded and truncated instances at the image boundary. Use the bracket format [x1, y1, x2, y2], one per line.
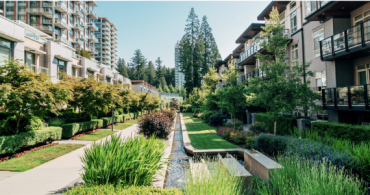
[249, 122, 268, 135]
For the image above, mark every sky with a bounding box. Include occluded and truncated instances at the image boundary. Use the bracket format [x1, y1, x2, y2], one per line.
[95, 1, 271, 68]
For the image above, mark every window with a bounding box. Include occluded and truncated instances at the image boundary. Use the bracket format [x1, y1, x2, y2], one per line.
[354, 10, 370, 25]
[106, 77, 111, 83]
[279, 11, 285, 21]
[356, 64, 370, 85]
[25, 52, 35, 72]
[315, 71, 326, 91]
[290, 1, 296, 10]
[0, 38, 13, 66]
[72, 66, 76, 77]
[55, 58, 67, 79]
[313, 28, 324, 58]
[30, 1, 38, 7]
[290, 10, 297, 34]
[291, 43, 299, 65]
[87, 69, 94, 79]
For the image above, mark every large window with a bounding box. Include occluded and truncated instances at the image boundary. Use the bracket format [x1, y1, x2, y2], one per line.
[290, 1, 296, 10]
[0, 38, 13, 66]
[290, 10, 297, 34]
[313, 28, 324, 58]
[354, 10, 370, 25]
[356, 65, 370, 85]
[305, 1, 330, 17]
[291, 43, 299, 65]
[315, 71, 326, 91]
[55, 58, 67, 79]
[106, 77, 111, 83]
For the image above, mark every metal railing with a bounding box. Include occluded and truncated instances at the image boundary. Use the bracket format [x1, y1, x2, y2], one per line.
[322, 84, 368, 110]
[239, 69, 267, 83]
[320, 20, 370, 60]
[24, 29, 48, 43]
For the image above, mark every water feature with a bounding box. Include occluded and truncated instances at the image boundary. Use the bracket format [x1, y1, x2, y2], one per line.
[164, 113, 190, 189]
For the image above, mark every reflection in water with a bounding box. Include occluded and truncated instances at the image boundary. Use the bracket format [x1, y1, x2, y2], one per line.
[164, 114, 190, 189]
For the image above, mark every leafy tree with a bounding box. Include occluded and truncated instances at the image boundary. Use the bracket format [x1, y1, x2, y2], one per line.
[158, 85, 163, 92]
[0, 60, 72, 133]
[245, 7, 321, 135]
[169, 83, 175, 93]
[216, 58, 247, 129]
[201, 67, 220, 112]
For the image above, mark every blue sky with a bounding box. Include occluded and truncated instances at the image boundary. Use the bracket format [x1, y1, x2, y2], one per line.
[95, 1, 271, 68]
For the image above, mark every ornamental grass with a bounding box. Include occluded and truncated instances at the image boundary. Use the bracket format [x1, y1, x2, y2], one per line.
[81, 134, 165, 186]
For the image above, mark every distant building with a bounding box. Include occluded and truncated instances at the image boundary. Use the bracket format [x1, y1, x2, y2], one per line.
[159, 92, 183, 102]
[131, 80, 158, 95]
[175, 41, 185, 88]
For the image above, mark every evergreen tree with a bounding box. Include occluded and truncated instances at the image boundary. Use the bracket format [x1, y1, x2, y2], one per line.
[146, 61, 156, 85]
[154, 57, 164, 87]
[116, 58, 129, 78]
[200, 16, 221, 74]
[130, 49, 146, 80]
[169, 83, 175, 93]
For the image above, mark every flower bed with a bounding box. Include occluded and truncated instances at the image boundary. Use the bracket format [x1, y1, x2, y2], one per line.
[0, 142, 59, 163]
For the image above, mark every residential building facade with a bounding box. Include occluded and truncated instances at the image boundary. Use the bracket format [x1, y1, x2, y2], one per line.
[131, 80, 159, 95]
[94, 17, 118, 68]
[174, 41, 185, 88]
[0, 14, 130, 88]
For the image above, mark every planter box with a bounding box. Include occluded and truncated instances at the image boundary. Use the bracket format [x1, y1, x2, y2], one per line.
[244, 150, 282, 182]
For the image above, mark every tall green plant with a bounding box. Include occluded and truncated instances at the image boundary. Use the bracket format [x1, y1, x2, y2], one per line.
[81, 134, 165, 186]
[245, 7, 321, 135]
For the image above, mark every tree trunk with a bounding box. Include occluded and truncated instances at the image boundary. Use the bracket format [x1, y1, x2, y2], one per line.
[16, 115, 21, 134]
[274, 121, 277, 135]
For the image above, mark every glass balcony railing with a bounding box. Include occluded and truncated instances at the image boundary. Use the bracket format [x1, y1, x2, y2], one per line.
[323, 84, 368, 110]
[320, 20, 370, 60]
[76, 10, 83, 18]
[88, 23, 98, 30]
[38, 67, 49, 74]
[81, 8, 88, 15]
[6, 2, 14, 6]
[24, 29, 47, 43]
[26, 64, 36, 72]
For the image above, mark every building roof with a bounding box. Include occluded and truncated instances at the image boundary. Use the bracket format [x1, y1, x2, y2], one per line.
[233, 44, 245, 54]
[257, 1, 290, 21]
[224, 54, 240, 63]
[235, 23, 265, 44]
[305, 1, 368, 21]
[214, 60, 227, 69]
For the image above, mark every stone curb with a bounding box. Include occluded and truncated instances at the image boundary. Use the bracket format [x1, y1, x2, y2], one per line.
[152, 113, 177, 188]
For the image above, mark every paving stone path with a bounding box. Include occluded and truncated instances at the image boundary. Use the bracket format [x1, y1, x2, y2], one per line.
[0, 124, 139, 195]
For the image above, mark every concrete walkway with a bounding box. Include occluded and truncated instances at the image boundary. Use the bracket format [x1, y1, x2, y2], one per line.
[0, 124, 139, 195]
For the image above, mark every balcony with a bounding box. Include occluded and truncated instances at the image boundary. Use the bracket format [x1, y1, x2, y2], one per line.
[27, 7, 53, 18]
[88, 23, 98, 31]
[80, 21, 87, 27]
[36, 25, 53, 34]
[320, 20, 370, 61]
[42, 2, 52, 7]
[73, 1, 83, 4]
[38, 67, 49, 74]
[322, 85, 370, 111]
[88, 10, 98, 19]
[88, 35, 99, 43]
[78, 34, 86, 41]
[72, 23, 83, 31]
[239, 69, 267, 84]
[88, 1, 98, 7]
[54, 2, 68, 13]
[72, 9, 83, 18]
[72, 37, 82, 45]
[26, 64, 36, 72]
[54, 19, 68, 29]
[80, 8, 88, 15]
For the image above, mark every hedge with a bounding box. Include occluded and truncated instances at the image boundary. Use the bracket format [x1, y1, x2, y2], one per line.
[255, 113, 297, 135]
[311, 122, 370, 143]
[0, 127, 63, 155]
[62, 121, 99, 138]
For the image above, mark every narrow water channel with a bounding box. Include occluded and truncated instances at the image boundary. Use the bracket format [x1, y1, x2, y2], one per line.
[164, 113, 190, 189]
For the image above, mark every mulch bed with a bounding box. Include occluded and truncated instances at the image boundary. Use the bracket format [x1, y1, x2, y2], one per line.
[0, 142, 59, 163]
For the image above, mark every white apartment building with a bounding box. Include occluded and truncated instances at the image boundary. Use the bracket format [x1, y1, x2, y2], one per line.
[175, 41, 184, 88]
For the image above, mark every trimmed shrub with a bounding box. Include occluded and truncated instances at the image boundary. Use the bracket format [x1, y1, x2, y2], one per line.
[0, 116, 43, 136]
[100, 117, 113, 127]
[311, 122, 370, 143]
[255, 113, 297, 135]
[252, 134, 287, 156]
[64, 185, 182, 195]
[47, 118, 66, 127]
[91, 119, 104, 128]
[186, 105, 193, 112]
[61, 111, 91, 123]
[0, 127, 62, 155]
[137, 112, 172, 139]
[209, 115, 227, 126]
[62, 121, 99, 138]
[117, 108, 124, 115]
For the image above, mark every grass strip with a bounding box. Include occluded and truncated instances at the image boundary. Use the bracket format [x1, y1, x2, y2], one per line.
[0, 144, 84, 172]
[125, 119, 139, 124]
[113, 124, 133, 130]
[74, 130, 116, 141]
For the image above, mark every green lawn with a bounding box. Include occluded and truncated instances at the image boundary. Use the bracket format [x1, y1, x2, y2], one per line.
[182, 113, 205, 124]
[125, 119, 139, 124]
[0, 144, 84, 172]
[75, 130, 116, 141]
[113, 123, 133, 130]
[183, 115, 240, 149]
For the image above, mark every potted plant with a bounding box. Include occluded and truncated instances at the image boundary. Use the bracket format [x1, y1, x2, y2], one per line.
[338, 98, 344, 105]
[351, 96, 357, 104]
[327, 98, 333, 104]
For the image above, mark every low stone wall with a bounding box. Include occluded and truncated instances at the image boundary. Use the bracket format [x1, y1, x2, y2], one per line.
[244, 150, 282, 182]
